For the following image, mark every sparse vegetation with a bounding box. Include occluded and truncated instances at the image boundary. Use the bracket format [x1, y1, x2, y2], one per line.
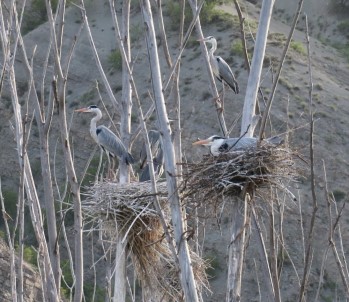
[205, 254, 221, 279]
[22, 0, 58, 34]
[290, 41, 306, 55]
[332, 188, 347, 201]
[230, 39, 244, 57]
[315, 83, 324, 91]
[108, 49, 123, 70]
[22, 246, 38, 267]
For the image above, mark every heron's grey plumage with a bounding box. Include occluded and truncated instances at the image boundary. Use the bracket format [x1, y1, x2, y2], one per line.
[193, 135, 283, 156]
[75, 105, 134, 165]
[201, 36, 239, 94]
[139, 147, 164, 182]
[139, 130, 164, 182]
[96, 125, 134, 165]
[139, 129, 161, 169]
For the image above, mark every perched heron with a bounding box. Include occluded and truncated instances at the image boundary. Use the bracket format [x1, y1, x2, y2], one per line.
[139, 129, 161, 169]
[193, 135, 283, 156]
[198, 36, 239, 94]
[138, 130, 164, 182]
[139, 147, 164, 182]
[75, 105, 135, 167]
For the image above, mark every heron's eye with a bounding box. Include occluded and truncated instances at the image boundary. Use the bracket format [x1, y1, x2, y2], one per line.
[89, 105, 98, 109]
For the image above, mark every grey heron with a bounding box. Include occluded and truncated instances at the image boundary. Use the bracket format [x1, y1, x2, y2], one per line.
[138, 130, 164, 182]
[139, 147, 164, 182]
[75, 105, 135, 166]
[193, 135, 283, 156]
[198, 36, 239, 94]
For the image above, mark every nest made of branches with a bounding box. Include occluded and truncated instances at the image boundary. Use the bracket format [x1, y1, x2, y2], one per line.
[182, 144, 303, 206]
[82, 181, 209, 300]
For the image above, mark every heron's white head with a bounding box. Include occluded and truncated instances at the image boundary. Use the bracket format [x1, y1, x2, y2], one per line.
[192, 135, 224, 146]
[197, 36, 217, 45]
[75, 105, 100, 113]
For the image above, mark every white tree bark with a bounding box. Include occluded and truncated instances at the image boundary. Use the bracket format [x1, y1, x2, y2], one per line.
[141, 1, 199, 300]
[227, 1, 274, 301]
[118, 0, 132, 184]
[240, 0, 275, 137]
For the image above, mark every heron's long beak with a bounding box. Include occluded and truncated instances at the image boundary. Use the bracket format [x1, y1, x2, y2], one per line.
[192, 139, 210, 146]
[75, 108, 89, 112]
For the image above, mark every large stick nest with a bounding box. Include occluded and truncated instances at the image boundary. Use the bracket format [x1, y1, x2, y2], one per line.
[82, 181, 208, 300]
[182, 144, 304, 204]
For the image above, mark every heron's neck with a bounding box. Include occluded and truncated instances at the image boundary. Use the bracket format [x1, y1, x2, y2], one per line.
[90, 109, 102, 138]
[208, 40, 217, 56]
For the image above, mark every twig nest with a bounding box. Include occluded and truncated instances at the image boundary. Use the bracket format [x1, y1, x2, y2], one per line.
[182, 144, 303, 203]
[82, 181, 209, 300]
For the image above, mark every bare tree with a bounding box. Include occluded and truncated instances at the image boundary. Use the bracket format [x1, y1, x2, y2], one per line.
[141, 0, 199, 300]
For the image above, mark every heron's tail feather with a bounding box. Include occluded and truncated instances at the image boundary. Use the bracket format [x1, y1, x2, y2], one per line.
[266, 135, 284, 146]
[226, 79, 239, 94]
[125, 152, 135, 165]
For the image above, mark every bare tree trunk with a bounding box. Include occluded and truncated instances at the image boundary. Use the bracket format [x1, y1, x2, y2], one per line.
[0, 2, 59, 299]
[119, 0, 132, 184]
[141, 0, 199, 300]
[113, 238, 127, 302]
[107, 1, 132, 300]
[226, 1, 274, 300]
[226, 196, 248, 302]
[240, 0, 274, 137]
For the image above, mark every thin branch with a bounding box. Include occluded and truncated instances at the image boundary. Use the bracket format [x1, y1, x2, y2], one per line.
[298, 14, 318, 302]
[252, 204, 275, 301]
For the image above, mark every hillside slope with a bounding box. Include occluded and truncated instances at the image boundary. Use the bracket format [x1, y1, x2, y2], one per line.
[0, 0, 349, 300]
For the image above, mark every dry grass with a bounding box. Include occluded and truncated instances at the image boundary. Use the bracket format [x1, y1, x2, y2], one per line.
[81, 181, 209, 300]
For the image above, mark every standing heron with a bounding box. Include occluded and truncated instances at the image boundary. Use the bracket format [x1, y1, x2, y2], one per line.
[198, 36, 239, 94]
[75, 105, 134, 175]
[193, 135, 283, 156]
[138, 130, 164, 182]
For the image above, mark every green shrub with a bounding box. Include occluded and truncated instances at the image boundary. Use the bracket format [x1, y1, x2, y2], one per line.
[0, 190, 18, 226]
[332, 42, 349, 62]
[22, 0, 58, 34]
[166, 0, 236, 30]
[332, 189, 347, 201]
[337, 20, 349, 34]
[61, 259, 105, 301]
[23, 246, 38, 267]
[108, 50, 123, 70]
[130, 23, 143, 44]
[205, 254, 221, 279]
[290, 41, 306, 55]
[231, 39, 244, 57]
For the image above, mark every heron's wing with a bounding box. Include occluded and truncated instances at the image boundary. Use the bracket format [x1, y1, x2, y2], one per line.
[139, 156, 164, 182]
[215, 56, 239, 94]
[139, 130, 161, 168]
[265, 135, 284, 146]
[96, 125, 135, 164]
[224, 137, 257, 151]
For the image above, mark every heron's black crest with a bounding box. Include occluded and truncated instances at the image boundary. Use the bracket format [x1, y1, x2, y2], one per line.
[88, 105, 98, 109]
[212, 135, 225, 141]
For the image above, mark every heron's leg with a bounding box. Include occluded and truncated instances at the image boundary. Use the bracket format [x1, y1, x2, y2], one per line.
[110, 157, 117, 181]
[221, 83, 225, 111]
[105, 152, 113, 180]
